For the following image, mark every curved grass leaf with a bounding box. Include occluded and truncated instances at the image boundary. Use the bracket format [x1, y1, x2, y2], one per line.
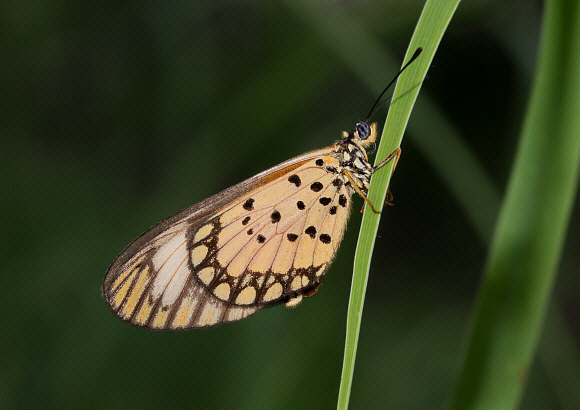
[451, 0, 580, 408]
[338, 1, 461, 408]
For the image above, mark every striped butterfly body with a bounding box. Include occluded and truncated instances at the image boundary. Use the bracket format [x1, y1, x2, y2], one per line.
[103, 47, 422, 329]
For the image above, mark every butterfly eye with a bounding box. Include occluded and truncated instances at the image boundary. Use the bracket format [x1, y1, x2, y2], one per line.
[356, 122, 371, 140]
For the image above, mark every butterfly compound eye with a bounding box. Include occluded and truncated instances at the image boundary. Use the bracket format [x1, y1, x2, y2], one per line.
[356, 122, 371, 140]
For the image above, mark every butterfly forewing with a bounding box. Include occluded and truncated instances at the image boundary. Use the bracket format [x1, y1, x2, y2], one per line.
[103, 148, 355, 329]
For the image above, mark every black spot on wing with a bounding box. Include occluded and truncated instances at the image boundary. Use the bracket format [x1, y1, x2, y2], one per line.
[271, 210, 281, 223]
[319, 234, 331, 244]
[310, 182, 323, 192]
[243, 198, 254, 211]
[305, 226, 316, 238]
[288, 174, 301, 187]
[287, 233, 298, 242]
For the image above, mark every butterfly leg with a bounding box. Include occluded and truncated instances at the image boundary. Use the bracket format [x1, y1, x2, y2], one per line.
[374, 148, 401, 208]
[374, 147, 401, 172]
[344, 170, 380, 214]
[385, 189, 395, 206]
[349, 147, 401, 214]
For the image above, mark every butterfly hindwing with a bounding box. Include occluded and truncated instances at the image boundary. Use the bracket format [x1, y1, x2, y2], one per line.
[103, 148, 353, 329]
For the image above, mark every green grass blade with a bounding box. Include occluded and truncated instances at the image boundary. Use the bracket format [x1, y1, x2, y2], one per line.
[337, 1, 461, 409]
[450, 0, 580, 408]
[539, 304, 580, 408]
[287, 2, 502, 246]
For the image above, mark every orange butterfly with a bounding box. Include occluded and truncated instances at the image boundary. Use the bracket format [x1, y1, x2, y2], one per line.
[103, 48, 422, 329]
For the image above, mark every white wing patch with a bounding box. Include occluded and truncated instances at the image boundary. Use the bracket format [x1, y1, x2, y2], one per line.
[151, 229, 188, 300]
[104, 223, 261, 329]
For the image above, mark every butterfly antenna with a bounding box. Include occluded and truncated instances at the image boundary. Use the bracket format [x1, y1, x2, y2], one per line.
[366, 47, 423, 121]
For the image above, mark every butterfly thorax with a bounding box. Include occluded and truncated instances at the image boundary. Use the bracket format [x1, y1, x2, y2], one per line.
[331, 121, 378, 194]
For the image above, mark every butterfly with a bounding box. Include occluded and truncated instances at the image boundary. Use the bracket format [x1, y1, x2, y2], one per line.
[103, 48, 422, 329]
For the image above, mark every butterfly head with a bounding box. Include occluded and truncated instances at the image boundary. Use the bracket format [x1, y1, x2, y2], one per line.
[351, 121, 377, 148]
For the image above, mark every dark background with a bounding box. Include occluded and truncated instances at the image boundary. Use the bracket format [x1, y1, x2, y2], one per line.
[2, 2, 578, 409]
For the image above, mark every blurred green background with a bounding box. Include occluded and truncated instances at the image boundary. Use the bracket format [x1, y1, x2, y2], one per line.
[2, 1, 578, 409]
